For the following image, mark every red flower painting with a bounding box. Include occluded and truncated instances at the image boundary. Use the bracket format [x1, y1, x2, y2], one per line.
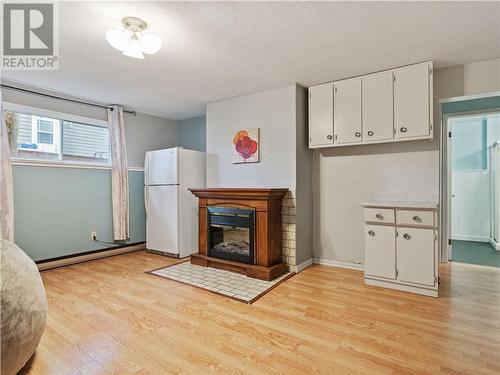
[232, 129, 259, 163]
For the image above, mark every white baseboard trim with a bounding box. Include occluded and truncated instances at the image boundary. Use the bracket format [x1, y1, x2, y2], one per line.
[294, 258, 313, 273]
[313, 258, 364, 271]
[37, 243, 145, 271]
[452, 235, 489, 242]
[489, 238, 500, 251]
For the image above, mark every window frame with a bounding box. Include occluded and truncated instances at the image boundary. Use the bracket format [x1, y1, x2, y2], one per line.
[31, 116, 60, 153]
[4, 102, 112, 169]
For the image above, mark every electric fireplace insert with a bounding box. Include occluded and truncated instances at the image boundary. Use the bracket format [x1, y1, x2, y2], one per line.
[207, 207, 255, 264]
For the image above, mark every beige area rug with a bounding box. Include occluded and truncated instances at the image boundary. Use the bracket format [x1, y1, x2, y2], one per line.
[147, 261, 293, 304]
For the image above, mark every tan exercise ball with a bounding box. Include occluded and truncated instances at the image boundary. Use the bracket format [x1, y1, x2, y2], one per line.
[1, 239, 47, 375]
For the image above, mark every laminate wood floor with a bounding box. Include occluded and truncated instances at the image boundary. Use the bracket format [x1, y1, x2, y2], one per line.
[21, 251, 500, 375]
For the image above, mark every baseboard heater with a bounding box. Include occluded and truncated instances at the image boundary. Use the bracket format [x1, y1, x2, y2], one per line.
[36, 242, 146, 271]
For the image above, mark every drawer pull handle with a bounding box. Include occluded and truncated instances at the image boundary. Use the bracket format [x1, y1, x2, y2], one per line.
[367, 131, 374, 136]
[355, 131, 361, 137]
[412, 215, 423, 223]
[400, 127, 407, 133]
[327, 135, 333, 140]
[368, 230, 375, 237]
[403, 233, 411, 240]
[375, 213, 384, 220]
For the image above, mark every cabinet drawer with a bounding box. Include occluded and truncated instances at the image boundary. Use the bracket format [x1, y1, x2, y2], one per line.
[364, 208, 395, 224]
[396, 210, 434, 227]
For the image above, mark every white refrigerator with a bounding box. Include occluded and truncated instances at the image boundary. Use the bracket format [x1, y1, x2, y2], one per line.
[145, 147, 205, 257]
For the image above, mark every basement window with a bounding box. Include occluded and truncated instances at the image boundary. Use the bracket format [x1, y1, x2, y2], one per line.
[4, 107, 110, 166]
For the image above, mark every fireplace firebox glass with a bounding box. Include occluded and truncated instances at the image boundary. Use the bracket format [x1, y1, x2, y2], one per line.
[208, 207, 255, 264]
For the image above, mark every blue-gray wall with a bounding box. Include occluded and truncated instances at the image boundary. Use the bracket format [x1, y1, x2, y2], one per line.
[3, 84, 179, 262]
[444, 96, 500, 171]
[451, 118, 488, 171]
[442, 95, 500, 114]
[177, 115, 206, 151]
[13, 166, 146, 261]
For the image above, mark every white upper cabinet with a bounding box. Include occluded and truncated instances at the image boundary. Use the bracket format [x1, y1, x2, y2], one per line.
[308, 61, 433, 149]
[334, 78, 362, 144]
[362, 71, 394, 142]
[394, 62, 432, 139]
[308, 83, 334, 147]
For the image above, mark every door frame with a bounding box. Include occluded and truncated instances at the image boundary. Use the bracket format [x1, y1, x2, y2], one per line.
[439, 99, 500, 262]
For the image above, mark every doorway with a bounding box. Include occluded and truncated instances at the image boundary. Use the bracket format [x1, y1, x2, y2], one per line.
[445, 111, 500, 267]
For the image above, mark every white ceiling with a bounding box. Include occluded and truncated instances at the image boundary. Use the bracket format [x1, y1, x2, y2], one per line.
[2, 1, 500, 120]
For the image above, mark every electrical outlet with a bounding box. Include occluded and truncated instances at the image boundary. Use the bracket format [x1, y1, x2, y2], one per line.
[91, 231, 97, 240]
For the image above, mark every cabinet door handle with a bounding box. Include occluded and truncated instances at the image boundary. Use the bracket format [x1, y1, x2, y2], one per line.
[355, 131, 361, 137]
[375, 213, 384, 220]
[412, 215, 423, 223]
[368, 230, 375, 237]
[367, 131, 374, 136]
[327, 135, 333, 140]
[403, 233, 411, 240]
[334, 134, 338, 141]
[400, 127, 407, 133]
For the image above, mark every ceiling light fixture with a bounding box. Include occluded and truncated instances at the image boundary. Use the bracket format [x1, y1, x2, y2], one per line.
[105, 17, 162, 59]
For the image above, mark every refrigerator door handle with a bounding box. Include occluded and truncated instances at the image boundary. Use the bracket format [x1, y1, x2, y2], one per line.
[145, 152, 150, 186]
[144, 186, 149, 218]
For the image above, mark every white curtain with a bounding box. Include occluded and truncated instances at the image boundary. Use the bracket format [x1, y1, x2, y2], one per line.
[107, 105, 129, 241]
[0, 97, 15, 241]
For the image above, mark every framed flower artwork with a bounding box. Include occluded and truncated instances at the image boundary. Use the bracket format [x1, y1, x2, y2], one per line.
[232, 128, 260, 164]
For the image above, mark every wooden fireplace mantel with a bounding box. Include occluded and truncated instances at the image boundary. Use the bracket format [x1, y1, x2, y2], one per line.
[188, 188, 289, 202]
[189, 188, 289, 281]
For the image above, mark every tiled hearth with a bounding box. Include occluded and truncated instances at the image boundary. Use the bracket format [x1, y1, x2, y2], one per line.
[148, 261, 292, 303]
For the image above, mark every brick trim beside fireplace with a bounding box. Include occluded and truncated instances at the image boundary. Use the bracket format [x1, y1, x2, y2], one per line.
[281, 190, 296, 267]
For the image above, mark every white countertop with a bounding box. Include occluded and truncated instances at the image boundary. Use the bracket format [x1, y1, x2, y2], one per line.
[361, 200, 438, 209]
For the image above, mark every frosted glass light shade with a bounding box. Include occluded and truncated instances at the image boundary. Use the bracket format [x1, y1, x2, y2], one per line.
[122, 39, 144, 59]
[106, 17, 161, 59]
[139, 33, 162, 54]
[105, 28, 128, 52]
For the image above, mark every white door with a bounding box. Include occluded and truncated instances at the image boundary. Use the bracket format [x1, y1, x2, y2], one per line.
[145, 148, 178, 185]
[334, 78, 362, 144]
[309, 83, 334, 147]
[451, 171, 490, 241]
[362, 71, 394, 142]
[397, 228, 435, 286]
[394, 63, 431, 139]
[364, 225, 396, 279]
[146, 185, 179, 253]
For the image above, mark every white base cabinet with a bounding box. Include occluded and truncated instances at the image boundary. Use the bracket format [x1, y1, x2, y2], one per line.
[365, 225, 396, 280]
[362, 202, 439, 297]
[396, 227, 436, 286]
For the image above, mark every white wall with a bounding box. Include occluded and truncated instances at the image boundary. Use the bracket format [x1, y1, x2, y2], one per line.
[464, 58, 500, 95]
[206, 84, 297, 188]
[206, 83, 313, 267]
[313, 58, 500, 265]
[313, 142, 438, 264]
[295, 85, 313, 264]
